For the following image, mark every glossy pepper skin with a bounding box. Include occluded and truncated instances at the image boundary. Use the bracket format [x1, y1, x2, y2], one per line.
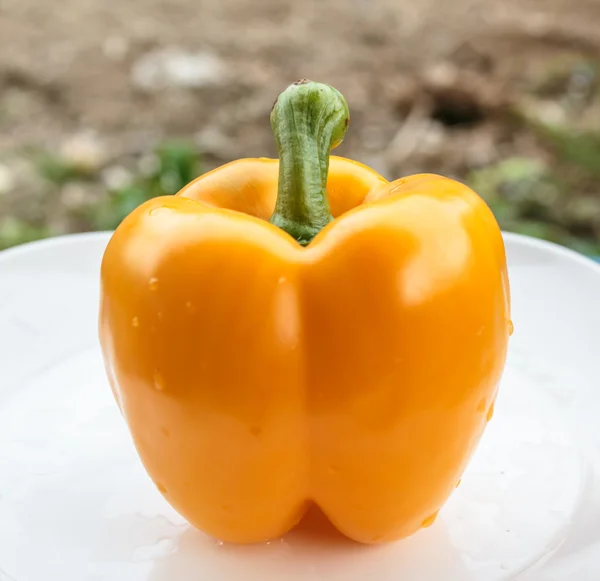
[99, 81, 511, 545]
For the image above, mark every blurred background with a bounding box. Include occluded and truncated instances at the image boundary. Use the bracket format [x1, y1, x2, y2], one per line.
[1, 0, 600, 254]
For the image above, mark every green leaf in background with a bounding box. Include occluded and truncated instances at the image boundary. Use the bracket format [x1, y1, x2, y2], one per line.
[90, 140, 203, 231]
[32, 151, 95, 185]
[0, 217, 52, 250]
[155, 140, 201, 195]
[536, 125, 600, 179]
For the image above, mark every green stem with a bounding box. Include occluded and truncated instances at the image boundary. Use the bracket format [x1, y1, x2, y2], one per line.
[269, 79, 350, 246]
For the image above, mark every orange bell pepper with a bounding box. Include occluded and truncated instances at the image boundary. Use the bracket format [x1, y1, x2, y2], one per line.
[99, 80, 511, 544]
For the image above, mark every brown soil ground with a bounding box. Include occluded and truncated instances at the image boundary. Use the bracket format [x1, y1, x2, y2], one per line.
[1, 0, 600, 249]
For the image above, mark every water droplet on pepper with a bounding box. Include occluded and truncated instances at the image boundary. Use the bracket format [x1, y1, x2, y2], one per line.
[487, 401, 495, 422]
[421, 511, 439, 528]
[154, 371, 166, 391]
[149, 206, 169, 217]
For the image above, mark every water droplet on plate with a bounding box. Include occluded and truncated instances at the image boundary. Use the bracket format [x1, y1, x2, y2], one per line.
[149, 277, 159, 291]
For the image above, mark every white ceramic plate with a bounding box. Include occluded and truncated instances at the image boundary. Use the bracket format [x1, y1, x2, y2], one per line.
[0, 232, 599, 581]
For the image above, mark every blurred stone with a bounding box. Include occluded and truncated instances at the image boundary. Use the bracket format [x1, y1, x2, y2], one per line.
[451, 42, 494, 74]
[418, 122, 446, 156]
[101, 165, 134, 191]
[0, 164, 16, 195]
[362, 125, 389, 151]
[521, 13, 553, 36]
[389, 77, 422, 117]
[566, 197, 600, 226]
[60, 132, 108, 173]
[3, 87, 44, 118]
[49, 43, 76, 67]
[386, 101, 431, 164]
[422, 62, 459, 90]
[103, 36, 129, 62]
[535, 100, 567, 126]
[3, 157, 47, 199]
[137, 153, 160, 176]
[358, 154, 390, 179]
[46, 214, 72, 235]
[60, 182, 92, 209]
[464, 130, 499, 168]
[195, 126, 236, 159]
[131, 48, 226, 91]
